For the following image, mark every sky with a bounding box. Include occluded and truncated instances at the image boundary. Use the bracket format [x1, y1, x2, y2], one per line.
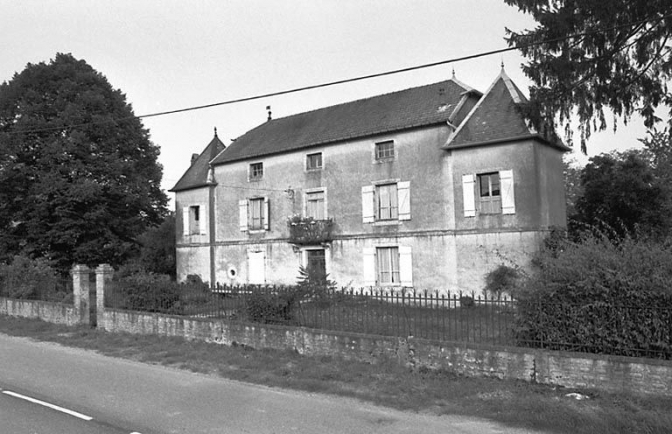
[2, 0, 656, 206]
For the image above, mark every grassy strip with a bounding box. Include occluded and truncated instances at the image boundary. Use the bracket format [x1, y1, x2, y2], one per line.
[1, 315, 670, 434]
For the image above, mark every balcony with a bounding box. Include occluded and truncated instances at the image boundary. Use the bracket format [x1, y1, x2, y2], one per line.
[288, 217, 334, 245]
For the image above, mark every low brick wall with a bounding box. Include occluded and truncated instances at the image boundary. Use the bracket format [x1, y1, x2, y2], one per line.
[1, 297, 79, 326]
[101, 309, 672, 397]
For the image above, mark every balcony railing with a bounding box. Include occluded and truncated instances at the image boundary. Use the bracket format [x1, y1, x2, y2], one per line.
[288, 218, 334, 245]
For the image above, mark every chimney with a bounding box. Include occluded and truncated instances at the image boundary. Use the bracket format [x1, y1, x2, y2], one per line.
[191, 153, 199, 165]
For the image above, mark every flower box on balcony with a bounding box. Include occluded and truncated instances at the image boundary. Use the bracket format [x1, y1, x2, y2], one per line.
[287, 217, 334, 245]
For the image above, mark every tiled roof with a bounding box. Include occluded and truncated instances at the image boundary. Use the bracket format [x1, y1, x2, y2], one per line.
[444, 70, 535, 149]
[170, 134, 226, 192]
[211, 79, 471, 165]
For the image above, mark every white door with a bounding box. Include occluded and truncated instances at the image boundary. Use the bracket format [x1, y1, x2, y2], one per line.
[247, 250, 266, 284]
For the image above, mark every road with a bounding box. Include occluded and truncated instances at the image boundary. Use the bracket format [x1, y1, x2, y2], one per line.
[0, 333, 543, 433]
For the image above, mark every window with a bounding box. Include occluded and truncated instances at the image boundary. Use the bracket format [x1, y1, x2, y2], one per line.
[462, 170, 515, 217]
[306, 152, 322, 171]
[249, 162, 263, 180]
[189, 206, 200, 234]
[362, 246, 413, 286]
[305, 190, 325, 220]
[375, 141, 394, 161]
[478, 172, 501, 214]
[377, 183, 398, 220]
[239, 197, 270, 231]
[377, 247, 400, 285]
[249, 198, 265, 230]
[362, 181, 410, 223]
[182, 204, 206, 236]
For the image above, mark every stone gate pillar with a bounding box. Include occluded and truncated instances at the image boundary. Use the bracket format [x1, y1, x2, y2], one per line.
[95, 264, 114, 329]
[71, 264, 90, 325]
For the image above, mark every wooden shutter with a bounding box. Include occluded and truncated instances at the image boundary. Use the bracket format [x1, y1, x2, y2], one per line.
[362, 185, 375, 223]
[462, 174, 476, 217]
[182, 207, 190, 236]
[263, 197, 270, 230]
[362, 247, 376, 286]
[397, 181, 411, 221]
[247, 250, 265, 284]
[399, 246, 413, 287]
[199, 204, 207, 236]
[238, 199, 248, 231]
[500, 170, 515, 214]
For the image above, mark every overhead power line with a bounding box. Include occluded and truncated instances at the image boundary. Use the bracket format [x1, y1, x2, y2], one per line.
[5, 12, 672, 136]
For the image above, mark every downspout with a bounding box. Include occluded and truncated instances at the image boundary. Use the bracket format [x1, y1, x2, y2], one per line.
[208, 166, 217, 289]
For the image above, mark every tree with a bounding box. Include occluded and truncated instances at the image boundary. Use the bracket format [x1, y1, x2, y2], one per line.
[572, 150, 671, 238]
[0, 53, 168, 273]
[505, 1, 672, 151]
[136, 214, 176, 279]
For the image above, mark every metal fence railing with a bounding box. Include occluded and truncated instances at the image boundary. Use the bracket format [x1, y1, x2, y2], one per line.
[103, 281, 672, 360]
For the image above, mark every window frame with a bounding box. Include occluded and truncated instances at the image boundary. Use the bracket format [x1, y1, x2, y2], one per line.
[376, 183, 399, 221]
[306, 152, 323, 171]
[304, 189, 326, 220]
[249, 162, 264, 181]
[477, 172, 502, 214]
[374, 140, 395, 162]
[376, 246, 400, 285]
[248, 197, 266, 230]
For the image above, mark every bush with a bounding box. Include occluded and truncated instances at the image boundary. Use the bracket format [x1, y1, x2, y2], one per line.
[109, 272, 182, 314]
[0, 255, 70, 303]
[515, 233, 672, 358]
[484, 265, 520, 298]
[244, 287, 296, 324]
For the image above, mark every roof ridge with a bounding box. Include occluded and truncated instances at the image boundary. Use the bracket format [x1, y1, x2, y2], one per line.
[264, 78, 472, 123]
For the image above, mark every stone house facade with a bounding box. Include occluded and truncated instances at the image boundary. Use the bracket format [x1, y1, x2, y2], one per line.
[171, 69, 568, 293]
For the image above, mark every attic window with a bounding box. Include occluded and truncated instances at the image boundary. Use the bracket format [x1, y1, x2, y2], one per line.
[375, 141, 394, 161]
[249, 162, 263, 181]
[306, 152, 322, 171]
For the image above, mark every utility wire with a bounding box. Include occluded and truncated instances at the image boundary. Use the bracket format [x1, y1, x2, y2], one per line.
[5, 12, 672, 136]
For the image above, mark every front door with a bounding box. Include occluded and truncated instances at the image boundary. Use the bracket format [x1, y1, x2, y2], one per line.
[305, 249, 326, 279]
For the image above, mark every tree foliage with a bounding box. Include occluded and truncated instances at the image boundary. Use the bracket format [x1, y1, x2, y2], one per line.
[505, 0, 672, 151]
[570, 150, 672, 238]
[0, 53, 168, 272]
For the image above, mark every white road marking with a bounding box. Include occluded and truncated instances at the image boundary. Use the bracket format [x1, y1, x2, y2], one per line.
[2, 390, 93, 421]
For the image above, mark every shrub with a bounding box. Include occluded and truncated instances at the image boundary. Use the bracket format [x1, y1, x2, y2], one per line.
[515, 233, 672, 358]
[484, 265, 520, 298]
[109, 272, 182, 314]
[244, 287, 295, 324]
[0, 255, 70, 303]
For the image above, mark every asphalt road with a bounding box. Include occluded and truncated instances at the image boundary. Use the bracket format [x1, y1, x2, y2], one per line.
[0, 333, 544, 433]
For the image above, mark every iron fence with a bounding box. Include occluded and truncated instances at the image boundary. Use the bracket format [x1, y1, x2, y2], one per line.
[103, 282, 672, 360]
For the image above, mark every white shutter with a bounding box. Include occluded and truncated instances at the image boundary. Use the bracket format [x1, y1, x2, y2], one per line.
[182, 207, 190, 236]
[199, 204, 208, 236]
[397, 181, 411, 221]
[363, 247, 376, 286]
[462, 174, 476, 217]
[362, 185, 375, 223]
[238, 199, 248, 231]
[263, 197, 270, 231]
[500, 170, 516, 214]
[399, 246, 413, 287]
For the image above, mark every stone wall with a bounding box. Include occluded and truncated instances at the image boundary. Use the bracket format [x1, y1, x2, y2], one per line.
[101, 308, 672, 397]
[0, 297, 79, 326]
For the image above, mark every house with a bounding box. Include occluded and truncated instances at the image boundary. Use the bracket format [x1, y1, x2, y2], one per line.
[171, 69, 568, 293]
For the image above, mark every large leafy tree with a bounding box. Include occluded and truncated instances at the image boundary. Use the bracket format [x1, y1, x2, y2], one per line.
[505, 1, 672, 151]
[0, 53, 168, 272]
[572, 151, 671, 238]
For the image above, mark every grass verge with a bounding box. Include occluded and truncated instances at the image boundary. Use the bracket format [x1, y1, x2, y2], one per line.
[1, 315, 670, 434]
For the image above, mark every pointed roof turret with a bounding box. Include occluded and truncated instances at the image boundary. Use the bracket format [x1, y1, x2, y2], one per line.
[443, 70, 568, 151]
[170, 130, 227, 192]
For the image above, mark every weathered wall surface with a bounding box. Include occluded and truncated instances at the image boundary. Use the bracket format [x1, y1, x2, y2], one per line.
[102, 309, 672, 397]
[0, 297, 78, 326]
